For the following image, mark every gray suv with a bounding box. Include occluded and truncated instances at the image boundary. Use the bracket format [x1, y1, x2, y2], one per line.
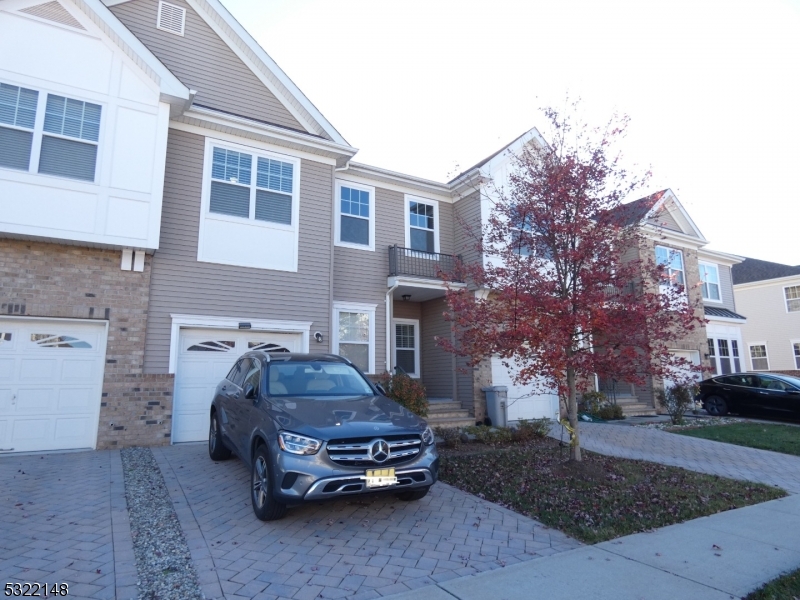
[208, 352, 438, 521]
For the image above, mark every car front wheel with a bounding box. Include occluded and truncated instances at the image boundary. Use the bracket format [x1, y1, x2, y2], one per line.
[208, 411, 232, 461]
[251, 445, 287, 521]
[704, 395, 729, 417]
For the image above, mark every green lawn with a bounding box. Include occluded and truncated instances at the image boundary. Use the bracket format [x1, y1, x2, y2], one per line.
[673, 422, 800, 457]
[438, 437, 785, 544]
[745, 567, 800, 599]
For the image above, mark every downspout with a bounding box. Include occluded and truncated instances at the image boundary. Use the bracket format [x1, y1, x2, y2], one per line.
[385, 283, 398, 373]
[330, 161, 351, 352]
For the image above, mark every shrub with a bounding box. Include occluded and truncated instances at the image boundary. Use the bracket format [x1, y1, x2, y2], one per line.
[514, 418, 552, 441]
[597, 404, 624, 420]
[435, 427, 462, 449]
[657, 383, 698, 425]
[580, 391, 607, 415]
[377, 372, 429, 417]
[464, 425, 514, 445]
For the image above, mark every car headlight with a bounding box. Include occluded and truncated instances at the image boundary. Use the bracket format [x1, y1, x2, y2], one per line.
[421, 426, 434, 446]
[278, 431, 322, 455]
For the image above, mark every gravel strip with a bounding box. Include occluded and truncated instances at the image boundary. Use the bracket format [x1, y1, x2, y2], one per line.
[121, 447, 203, 600]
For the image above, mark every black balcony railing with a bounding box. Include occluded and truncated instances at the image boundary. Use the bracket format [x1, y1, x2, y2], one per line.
[388, 245, 463, 282]
[597, 377, 636, 402]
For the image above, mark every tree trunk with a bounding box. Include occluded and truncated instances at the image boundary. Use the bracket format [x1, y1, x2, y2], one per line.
[567, 366, 582, 462]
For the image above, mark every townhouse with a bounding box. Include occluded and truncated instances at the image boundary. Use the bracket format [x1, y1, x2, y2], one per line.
[1, 0, 746, 454]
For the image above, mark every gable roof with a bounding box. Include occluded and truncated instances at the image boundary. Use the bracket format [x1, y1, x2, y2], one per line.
[448, 130, 533, 185]
[102, 0, 349, 146]
[612, 188, 707, 242]
[732, 258, 800, 284]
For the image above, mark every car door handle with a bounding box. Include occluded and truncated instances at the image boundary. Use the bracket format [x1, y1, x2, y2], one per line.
[722, 388, 731, 391]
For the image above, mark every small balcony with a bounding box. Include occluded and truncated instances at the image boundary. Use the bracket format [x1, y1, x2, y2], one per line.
[388, 245, 464, 283]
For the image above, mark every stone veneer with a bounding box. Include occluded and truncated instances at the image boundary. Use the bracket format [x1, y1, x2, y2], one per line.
[0, 239, 174, 448]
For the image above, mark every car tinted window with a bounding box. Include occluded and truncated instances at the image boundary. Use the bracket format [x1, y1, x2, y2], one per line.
[243, 359, 261, 394]
[267, 361, 374, 397]
[758, 376, 795, 391]
[718, 375, 758, 387]
[229, 358, 250, 387]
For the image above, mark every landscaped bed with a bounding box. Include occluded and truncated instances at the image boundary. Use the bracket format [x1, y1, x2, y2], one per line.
[672, 422, 800, 457]
[438, 434, 785, 544]
[744, 566, 800, 600]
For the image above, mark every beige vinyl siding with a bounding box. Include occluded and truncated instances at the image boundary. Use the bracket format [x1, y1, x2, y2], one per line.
[735, 278, 800, 371]
[648, 210, 681, 232]
[143, 128, 333, 373]
[717, 265, 736, 311]
[393, 302, 421, 320]
[453, 191, 482, 268]
[109, 0, 306, 132]
[420, 298, 454, 398]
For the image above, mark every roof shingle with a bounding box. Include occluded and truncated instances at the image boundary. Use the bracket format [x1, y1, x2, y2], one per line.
[731, 258, 800, 285]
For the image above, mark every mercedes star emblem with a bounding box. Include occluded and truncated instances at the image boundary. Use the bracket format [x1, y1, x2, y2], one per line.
[369, 439, 390, 463]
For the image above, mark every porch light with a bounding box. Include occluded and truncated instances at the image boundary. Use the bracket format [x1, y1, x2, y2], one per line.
[402, 294, 411, 301]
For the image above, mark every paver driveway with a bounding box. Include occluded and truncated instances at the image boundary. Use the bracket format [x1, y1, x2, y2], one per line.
[153, 443, 580, 600]
[553, 421, 800, 494]
[0, 450, 137, 600]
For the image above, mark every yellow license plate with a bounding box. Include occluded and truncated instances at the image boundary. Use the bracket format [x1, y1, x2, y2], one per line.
[365, 468, 397, 488]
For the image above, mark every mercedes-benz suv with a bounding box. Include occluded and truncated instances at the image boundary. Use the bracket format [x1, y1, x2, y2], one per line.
[208, 352, 438, 521]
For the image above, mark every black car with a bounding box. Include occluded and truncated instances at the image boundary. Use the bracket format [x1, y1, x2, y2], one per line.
[698, 372, 800, 417]
[208, 352, 438, 521]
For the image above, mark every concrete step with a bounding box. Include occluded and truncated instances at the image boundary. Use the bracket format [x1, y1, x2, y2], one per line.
[427, 400, 462, 410]
[426, 410, 472, 420]
[618, 402, 657, 417]
[426, 416, 476, 429]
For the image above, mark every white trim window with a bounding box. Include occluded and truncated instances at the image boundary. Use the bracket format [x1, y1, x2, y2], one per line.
[793, 341, 800, 369]
[784, 285, 800, 313]
[333, 302, 376, 374]
[748, 343, 769, 371]
[655, 245, 685, 292]
[198, 138, 300, 272]
[335, 180, 375, 251]
[0, 82, 101, 182]
[698, 261, 721, 302]
[394, 318, 420, 377]
[405, 195, 439, 254]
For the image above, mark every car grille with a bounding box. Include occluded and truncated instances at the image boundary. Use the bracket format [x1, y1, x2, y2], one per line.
[326, 434, 422, 466]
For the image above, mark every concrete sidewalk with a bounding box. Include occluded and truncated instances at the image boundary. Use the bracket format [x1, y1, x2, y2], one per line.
[385, 493, 800, 599]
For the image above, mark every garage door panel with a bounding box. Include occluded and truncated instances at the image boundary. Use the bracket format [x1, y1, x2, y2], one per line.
[180, 360, 221, 382]
[175, 385, 215, 412]
[21, 359, 55, 381]
[54, 417, 91, 441]
[0, 359, 14, 380]
[62, 359, 95, 381]
[12, 418, 54, 445]
[17, 388, 56, 412]
[0, 389, 11, 411]
[57, 388, 95, 411]
[0, 420, 7, 446]
[173, 413, 208, 443]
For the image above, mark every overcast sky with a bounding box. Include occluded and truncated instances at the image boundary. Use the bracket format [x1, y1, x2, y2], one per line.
[221, 0, 800, 265]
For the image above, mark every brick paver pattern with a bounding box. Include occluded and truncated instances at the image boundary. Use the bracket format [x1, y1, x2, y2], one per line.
[552, 422, 800, 494]
[0, 450, 137, 600]
[154, 444, 581, 600]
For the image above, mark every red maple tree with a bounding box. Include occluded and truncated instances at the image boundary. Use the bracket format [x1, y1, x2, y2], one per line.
[441, 107, 704, 461]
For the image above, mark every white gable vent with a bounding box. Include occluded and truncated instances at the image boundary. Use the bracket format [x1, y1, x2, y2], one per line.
[157, 1, 185, 36]
[20, 1, 85, 30]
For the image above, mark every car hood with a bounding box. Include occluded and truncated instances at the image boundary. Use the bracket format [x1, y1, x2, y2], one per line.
[264, 394, 427, 439]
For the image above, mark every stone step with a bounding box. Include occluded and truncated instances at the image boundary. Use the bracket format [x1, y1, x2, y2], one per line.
[427, 402, 465, 412]
[619, 403, 657, 417]
[426, 416, 476, 429]
[425, 410, 472, 420]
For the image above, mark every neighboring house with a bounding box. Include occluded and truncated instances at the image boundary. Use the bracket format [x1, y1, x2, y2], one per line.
[0, 0, 191, 453]
[732, 258, 800, 374]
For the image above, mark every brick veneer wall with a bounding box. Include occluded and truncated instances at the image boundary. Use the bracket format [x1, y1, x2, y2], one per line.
[0, 239, 174, 448]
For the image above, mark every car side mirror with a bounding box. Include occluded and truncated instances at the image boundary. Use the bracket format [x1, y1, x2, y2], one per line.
[244, 383, 256, 400]
[375, 383, 387, 396]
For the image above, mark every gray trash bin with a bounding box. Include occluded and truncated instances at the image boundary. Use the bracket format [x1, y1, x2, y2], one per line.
[482, 386, 508, 427]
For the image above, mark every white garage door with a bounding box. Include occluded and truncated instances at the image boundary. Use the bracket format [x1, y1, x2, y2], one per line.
[172, 329, 302, 443]
[0, 318, 107, 454]
[491, 357, 560, 422]
[663, 350, 701, 391]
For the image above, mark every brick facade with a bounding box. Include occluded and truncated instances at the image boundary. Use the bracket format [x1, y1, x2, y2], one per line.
[0, 239, 174, 448]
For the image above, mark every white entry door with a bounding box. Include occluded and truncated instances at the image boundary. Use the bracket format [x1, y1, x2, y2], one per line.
[0, 317, 107, 453]
[172, 329, 301, 443]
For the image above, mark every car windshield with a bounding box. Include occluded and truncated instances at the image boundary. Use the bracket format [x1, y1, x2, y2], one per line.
[267, 361, 375, 397]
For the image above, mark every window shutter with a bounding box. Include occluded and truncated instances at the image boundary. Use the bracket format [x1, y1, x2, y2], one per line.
[157, 1, 185, 36]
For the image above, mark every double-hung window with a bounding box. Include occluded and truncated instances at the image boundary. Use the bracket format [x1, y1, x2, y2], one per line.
[749, 344, 769, 371]
[209, 146, 293, 225]
[785, 285, 800, 313]
[510, 205, 532, 257]
[335, 181, 374, 250]
[333, 302, 376, 374]
[698, 262, 721, 302]
[655, 245, 685, 293]
[406, 196, 439, 254]
[0, 81, 102, 182]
